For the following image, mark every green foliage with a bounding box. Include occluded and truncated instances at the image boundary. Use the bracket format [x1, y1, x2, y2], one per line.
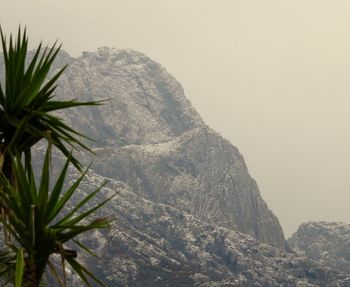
[15, 249, 24, 287]
[0, 26, 102, 170]
[0, 148, 113, 286]
[0, 26, 113, 286]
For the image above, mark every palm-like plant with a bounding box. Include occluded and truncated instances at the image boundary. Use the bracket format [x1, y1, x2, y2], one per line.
[0, 27, 113, 286]
[0, 147, 113, 287]
[0, 26, 99, 175]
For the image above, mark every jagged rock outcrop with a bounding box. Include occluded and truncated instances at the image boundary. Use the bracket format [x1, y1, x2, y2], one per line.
[48, 47, 286, 249]
[288, 221, 350, 274]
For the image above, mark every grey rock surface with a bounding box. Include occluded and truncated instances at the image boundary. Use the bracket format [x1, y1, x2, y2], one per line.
[69, 172, 350, 286]
[288, 221, 350, 274]
[50, 47, 286, 249]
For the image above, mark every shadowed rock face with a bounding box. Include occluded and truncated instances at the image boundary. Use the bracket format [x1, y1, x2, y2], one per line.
[47, 47, 286, 249]
[288, 221, 350, 273]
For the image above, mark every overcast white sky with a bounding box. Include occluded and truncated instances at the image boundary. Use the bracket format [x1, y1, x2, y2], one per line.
[2, 0, 350, 237]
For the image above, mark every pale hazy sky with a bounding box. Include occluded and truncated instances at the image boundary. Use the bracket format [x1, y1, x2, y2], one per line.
[2, 0, 350, 237]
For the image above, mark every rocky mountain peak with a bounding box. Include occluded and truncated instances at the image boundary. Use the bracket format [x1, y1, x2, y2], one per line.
[44, 48, 287, 249]
[288, 221, 350, 273]
[82, 47, 148, 65]
[54, 47, 205, 146]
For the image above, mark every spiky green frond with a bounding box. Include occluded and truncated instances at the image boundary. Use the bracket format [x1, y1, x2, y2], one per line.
[0, 148, 113, 286]
[0, 26, 102, 170]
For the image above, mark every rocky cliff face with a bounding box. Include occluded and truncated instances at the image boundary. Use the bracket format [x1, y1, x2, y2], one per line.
[288, 221, 350, 274]
[65, 172, 349, 287]
[48, 47, 286, 249]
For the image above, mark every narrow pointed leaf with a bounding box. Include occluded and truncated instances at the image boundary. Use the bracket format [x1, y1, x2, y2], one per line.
[48, 166, 90, 222]
[57, 180, 108, 224]
[56, 194, 114, 227]
[14, 249, 24, 287]
[72, 239, 98, 258]
[46, 157, 70, 222]
[66, 257, 106, 287]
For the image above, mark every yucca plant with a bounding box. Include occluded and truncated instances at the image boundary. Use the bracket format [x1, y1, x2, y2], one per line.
[0, 26, 100, 176]
[0, 26, 113, 286]
[0, 146, 113, 287]
[0, 26, 101, 244]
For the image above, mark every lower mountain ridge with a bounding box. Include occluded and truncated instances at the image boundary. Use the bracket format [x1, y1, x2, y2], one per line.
[64, 171, 349, 286]
[288, 221, 350, 275]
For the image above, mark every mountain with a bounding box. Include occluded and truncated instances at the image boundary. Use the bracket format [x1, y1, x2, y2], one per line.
[3, 47, 349, 286]
[63, 171, 348, 287]
[288, 221, 350, 274]
[47, 47, 286, 249]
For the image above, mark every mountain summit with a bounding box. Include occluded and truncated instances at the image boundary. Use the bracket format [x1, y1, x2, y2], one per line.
[50, 47, 286, 249]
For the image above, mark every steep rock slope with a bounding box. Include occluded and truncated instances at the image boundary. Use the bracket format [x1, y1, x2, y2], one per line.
[67, 172, 350, 287]
[49, 47, 285, 248]
[51, 48, 204, 145]
[288, 221, 350, 273]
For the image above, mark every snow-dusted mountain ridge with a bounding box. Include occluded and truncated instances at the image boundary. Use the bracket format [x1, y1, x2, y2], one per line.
[288, 221, 350, 274]
[48, 47, 286, 249]
[51, 47, 204, 145]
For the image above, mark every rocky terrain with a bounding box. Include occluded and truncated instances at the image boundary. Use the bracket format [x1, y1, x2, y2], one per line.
[289, 221, 350, 274]
[55, 170, 348, 287]
[49, 47, 286, 249]
[3, 48, 350, 286]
